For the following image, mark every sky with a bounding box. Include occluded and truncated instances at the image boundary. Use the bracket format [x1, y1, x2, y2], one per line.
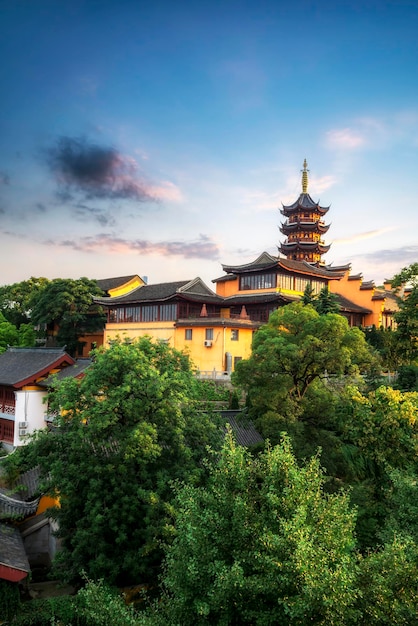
[1, 0, 417, 290]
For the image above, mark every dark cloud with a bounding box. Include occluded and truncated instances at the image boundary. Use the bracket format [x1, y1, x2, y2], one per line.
[73, 203, 116, 227]
[46, 136, 155, 203]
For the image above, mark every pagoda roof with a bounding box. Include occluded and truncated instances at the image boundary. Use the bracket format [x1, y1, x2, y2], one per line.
[281, 193, 330, 216]
[0, 348, 75, 389]
[220, 252, 279, 275]
[94, 278, 223, 306]
[281, 221, 330, 234]
[214, 253, 345, 282]
[279, 241, 331, 253]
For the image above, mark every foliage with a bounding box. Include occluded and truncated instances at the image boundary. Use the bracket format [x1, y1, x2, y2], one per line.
[0, 277, 49, 327]
[336, 386, 418, 549]
[314, 286, 341, 315]
[76, 578, 139, 626]
[301, 282, 315, 305]
[11, 580, 138, 626]
[363, 326, 402, 372]
[29, 277, 105, 356]
[391, 263, 418, 363]
[0, 579, 21, 621]
[357, 537, 418, 624]
[394, 364, 418, 391]
[233, 302, 377, 434]
[153, 432, 360, 625]
[0, 311, 18, 352]
[17, 338, 222, 587]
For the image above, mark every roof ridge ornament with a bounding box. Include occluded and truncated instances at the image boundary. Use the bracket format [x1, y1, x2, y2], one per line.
[301, 158, 309, 193]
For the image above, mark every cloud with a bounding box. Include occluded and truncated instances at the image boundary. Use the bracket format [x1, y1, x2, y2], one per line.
[332, 226, 396, 245]
[46, 136, 158, 203]
[48, 233, 220, 260]
[326, 128, 366, 150]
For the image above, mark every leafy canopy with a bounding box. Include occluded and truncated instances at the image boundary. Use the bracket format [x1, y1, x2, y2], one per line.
[155, 432, 359, 625]
[14, 337, 222, 587]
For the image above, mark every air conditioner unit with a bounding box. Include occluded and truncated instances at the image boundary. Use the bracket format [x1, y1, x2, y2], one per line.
[18, 422, 28, 429]
[204, 340, 213, 347]
[19, 429, 27, 437]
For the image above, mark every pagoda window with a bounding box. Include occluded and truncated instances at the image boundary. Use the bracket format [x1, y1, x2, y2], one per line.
[239, 273, 276, 291]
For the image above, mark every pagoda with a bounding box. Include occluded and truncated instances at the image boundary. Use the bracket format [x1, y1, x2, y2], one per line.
[279, 160, 331, 264]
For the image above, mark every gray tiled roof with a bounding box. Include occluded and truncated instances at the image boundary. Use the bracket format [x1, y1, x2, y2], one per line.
[95, 278, 222, 305]
[334, 293, 372, 314]
[96, 275, 139, 293]
[0, 466, 42, 519]
[0, 348, 74, 387]
[0, 523, 30, 574]
[221, 411, 264, 447]
[219, 254, 345, 280]
[39, 358, 92, 387]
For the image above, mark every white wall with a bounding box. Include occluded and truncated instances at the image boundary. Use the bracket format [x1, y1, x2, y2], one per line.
[14, 390, 48, 447]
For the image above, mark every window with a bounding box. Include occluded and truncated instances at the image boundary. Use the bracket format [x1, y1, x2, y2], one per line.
[231, 329, 239, 341]
[185, 329, 193, 340]
[205, 328, 214, 341]
[277, 273, 293, 290]
[239, 273, 276, 291]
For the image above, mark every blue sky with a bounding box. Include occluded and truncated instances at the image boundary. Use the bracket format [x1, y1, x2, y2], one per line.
[1, 0, 417, 289]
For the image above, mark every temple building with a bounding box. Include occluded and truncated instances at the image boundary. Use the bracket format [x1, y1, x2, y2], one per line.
[279, 159, 331, 264]
[59, 161, 399, 376]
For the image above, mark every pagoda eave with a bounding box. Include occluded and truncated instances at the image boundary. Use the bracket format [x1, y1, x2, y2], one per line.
[280, 222, 330, 235]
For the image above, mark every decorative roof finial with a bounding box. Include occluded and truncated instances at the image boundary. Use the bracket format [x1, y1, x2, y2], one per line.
[301, 158, 309, 193]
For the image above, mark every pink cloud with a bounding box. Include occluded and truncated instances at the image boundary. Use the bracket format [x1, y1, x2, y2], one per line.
[326, 128, 366, 150]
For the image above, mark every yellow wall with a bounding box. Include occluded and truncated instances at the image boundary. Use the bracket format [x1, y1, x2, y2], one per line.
[104, 321, 254, 373]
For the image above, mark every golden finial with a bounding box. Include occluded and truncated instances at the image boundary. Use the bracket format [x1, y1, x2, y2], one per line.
[301, 159, 309, 193]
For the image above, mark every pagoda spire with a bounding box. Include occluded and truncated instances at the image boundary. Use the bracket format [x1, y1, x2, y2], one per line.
[301, 158, 309, 193]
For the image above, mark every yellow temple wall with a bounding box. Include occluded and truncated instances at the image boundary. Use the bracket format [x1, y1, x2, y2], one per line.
[104, 321, 254, 373]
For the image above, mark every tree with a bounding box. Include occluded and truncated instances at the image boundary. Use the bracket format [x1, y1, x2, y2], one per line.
[314, 286, 340, 315]
[391, 263, 418, 363]
[14, 338, 222, 587]
[0, 311, 18, 352]
[301, 282, 315, 305]
[152, 432, 360, 625]
[233, 302, 377, 431]
[336, 385, 418, 549]
[29, 277, 106, 356]
[0, 277, 49, 327]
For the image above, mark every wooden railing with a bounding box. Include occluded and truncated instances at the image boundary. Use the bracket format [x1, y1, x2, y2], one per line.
[0, 418, 14, 443]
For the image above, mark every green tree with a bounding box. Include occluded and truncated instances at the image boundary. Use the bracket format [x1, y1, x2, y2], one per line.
[153, 432, 359, 625]
[0, 311, 19, 352]
[301, 281, 315, 305]
[233, 303, 377, 436]
[29, 277, 105, 356]
[391, 263, 418, 363]
[336, 386, 418, 549]
[0, 276, 49, 327]
[16, 338, 222, 587]
[314, 286, 340, 315]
